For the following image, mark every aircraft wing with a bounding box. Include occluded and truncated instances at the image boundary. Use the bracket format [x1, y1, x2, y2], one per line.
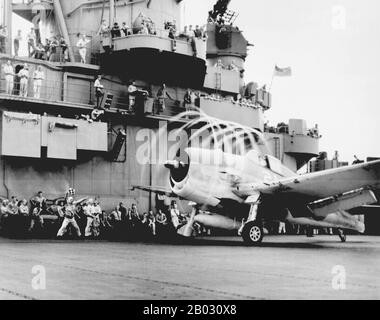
[239, 160, 380, 199]
[131, 185, 178, 198]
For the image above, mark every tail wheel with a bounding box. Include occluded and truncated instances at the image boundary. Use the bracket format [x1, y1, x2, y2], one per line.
[242, 221, 264, 245]
[338, 229, 346, 242]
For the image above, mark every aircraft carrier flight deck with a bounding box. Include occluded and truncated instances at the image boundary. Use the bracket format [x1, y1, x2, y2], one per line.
[1, 235, 379, 300]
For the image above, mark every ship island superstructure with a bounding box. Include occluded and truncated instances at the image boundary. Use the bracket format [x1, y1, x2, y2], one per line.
[0, 0, 319, 211]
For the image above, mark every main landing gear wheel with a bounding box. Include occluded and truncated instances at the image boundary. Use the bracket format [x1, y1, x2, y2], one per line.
[242, 221, 264, 245]
[337, 229, 346, 242]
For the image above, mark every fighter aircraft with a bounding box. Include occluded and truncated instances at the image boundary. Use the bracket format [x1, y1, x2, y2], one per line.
[133, 113, 380, 245]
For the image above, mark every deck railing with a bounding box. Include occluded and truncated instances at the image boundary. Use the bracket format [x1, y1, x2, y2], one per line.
[0, 78, 189, 118]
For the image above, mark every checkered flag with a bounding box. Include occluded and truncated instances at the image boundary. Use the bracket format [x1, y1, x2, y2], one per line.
[65, 188, 76, 200]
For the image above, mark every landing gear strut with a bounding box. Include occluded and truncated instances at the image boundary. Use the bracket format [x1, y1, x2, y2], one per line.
[337, 228, 346, 242]
[241, 221, 264, 245]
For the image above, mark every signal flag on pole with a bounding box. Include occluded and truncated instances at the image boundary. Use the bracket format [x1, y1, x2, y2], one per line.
[274, 65, 292, 77]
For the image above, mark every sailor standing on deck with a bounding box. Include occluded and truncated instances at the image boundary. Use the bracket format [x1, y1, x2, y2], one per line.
[14, 30, 22, 57]
[127, 81, 137, 111]
[278, 221, 286, 234]
[29, 192, 46, 233]
[194, 25, 202, 38]
[146, 210, 156, 236]
[18, 64, 29, 97]
[214, 59, 224, 69]
[183, 89, 194, 113]
[3, 60, 14, 95]
[92, 200, 102, 237]
[59, 36, 69, 62]
[0, 200, 14, 233]
[32, 190, 46, 207]
[57, 196, 82, 238]
[29, 206, 44, 233]
[94, 75, 104, 107]
[27, 28, 36, 57]
[156, 84, 167, 114]
[84, 198, 95, 237]
[111, 22, 122, 38]
[121, 22, 130, 36]
[33, 66, 45, 99]
[170, 200, 180, 230]
[76, 33, 91, 64]
[98, 19, 110, 36]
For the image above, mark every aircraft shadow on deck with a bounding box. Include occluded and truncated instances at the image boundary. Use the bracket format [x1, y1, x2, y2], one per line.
[167, 236, 371, 248]
[180, 238, 326, 249]
[0, 235, 370, 249]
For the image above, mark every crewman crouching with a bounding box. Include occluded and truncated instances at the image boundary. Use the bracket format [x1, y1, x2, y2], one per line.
[29, 206, 44, 233]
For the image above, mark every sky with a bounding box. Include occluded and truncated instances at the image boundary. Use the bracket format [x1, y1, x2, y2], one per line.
[185, 0, 380, 163]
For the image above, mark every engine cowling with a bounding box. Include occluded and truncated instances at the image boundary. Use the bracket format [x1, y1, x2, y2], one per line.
[166, 148, 244, 207]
